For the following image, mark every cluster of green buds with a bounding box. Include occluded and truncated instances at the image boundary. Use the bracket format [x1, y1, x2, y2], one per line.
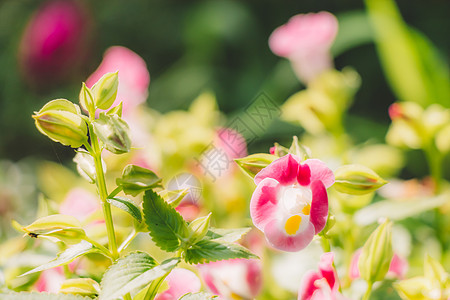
[33, 72, 131, 155]
[386, 101, 450, 153]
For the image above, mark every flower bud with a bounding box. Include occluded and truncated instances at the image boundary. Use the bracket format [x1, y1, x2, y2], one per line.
[358, 219, 393, 283]
[235, 154, 278, 179]
[93, 113, 131, 154]
[334, 164, 387, 195]
[59, 278, 100, 296]
[91, 71, 119, 110]
[187, 213, 212, 244]
[288, 136, 311, 160]
[73, 149, 106, 183]
[33, 99, 87, 148]
[19, 214, 87, 245]
[116, 165, 162, 196]
[79, 82, 94, 116]
[107, 102, 123, 117]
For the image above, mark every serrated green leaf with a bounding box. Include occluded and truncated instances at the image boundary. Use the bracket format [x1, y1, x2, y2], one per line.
[20, 241, 98, 277]
[108, 197, 142, 222]
[206, 227, 251, 243]
[117, 165, 162, 196]
[99, 252, 179, 300]
[184, 240, 257, 264]
[143, 190, 188, 252]
[0, 292, 91, 300]
[180, 292, 218, 300]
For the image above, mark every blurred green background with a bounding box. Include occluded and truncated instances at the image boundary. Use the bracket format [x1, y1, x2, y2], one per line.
[0, 0, 448, 164]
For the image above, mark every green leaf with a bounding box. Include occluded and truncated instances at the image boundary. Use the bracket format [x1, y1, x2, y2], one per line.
[184, 240, 257, 264]
[20, 241, 98, 277]
[117, 165, 162, 196]
[99, 252, 179, 300]
[108, 196, 142, 222]
[143, 190, 188, 252]
[60, 278, 100, 297]
[180, 292, 218, 300]
[206, 227, 251, 243]
[0, 292, 91, 300]
[159, 188, 189, 207]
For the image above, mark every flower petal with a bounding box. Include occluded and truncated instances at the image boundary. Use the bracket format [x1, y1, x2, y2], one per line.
[318, 252, 336, 291]
[255, 154, 300, 186]
[264, 219, 315, 252]
[304, 159, 335, 188]
[297, 163, 311, 186]
[309, 180, 328, 234]
[298, 270, 322, 300]
[156, 268, 201, 300]
[250, 178, 281, 231]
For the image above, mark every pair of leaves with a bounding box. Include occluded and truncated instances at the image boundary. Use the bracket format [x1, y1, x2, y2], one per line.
[142, 190, 257, 263]
[99, 252, 179, 300]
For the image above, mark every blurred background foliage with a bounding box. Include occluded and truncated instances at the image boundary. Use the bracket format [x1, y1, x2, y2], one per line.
[0, 0, 449, 172]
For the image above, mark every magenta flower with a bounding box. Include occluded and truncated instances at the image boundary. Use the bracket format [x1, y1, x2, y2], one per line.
[86, 46, 150, 114]
[250, 154, 334, 252]
[155, 268, 201, 300]
[269, 11, 338, 84]
[19, 0, 93, 88]
[35, 267, 65, 293]
[198, 258, 262, 299]
[59, 188, 100, 222]
[299, 253, 348, 300]
[349, 249, 408, 280]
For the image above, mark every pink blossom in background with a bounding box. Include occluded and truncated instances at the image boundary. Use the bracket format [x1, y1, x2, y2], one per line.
[250, 154, 334, 252]
[349, 249, 408, 280]
[198, 258, 262, 299]
[269, 11, 338, 84]
[86, 46, 150, 114]
[19, 0, 93, 89]
[214, 127, 248, 161]
[298, 252, 348, 300]
[59, 188, 100, 222]
[35, 267, 65, 293]
[155, 268, 201, 300]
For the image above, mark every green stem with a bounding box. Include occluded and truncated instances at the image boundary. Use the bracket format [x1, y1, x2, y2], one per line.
[424, 143, 443, 194]
[87, 124, 119, 260]
[118, 229, 138, 253]
[84, 236, 113, 260]
[320, 234, 331, 253]
[362, 282, 373, 300]
[144, 274, 169, 300]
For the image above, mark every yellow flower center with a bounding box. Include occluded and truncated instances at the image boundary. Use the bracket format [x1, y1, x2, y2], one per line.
[302, 204, 311, 215]
[285, 215, 302, 235]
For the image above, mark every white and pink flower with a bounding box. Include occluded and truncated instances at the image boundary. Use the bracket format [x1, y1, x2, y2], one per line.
[250, 154, 334, 252]
[269, 11, 338, 84]
[156, 268, 201, 300]
[198, 258, 262, 299]
[298, 252, 348, 300]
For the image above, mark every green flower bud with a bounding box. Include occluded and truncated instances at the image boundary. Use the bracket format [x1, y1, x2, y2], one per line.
[271, 143, 289, 157]
[93, 113, 131, 154]
[60, 278, 100, 296]
[235, 153, 278, 179]
[187, 213, 212, 244]
[334, 164, 387, 195]
[358, 219, 393, 283]
[33, 99, 87, 148]
[79, 82, 94, 116]
[288, 136, 311, 160]
[116, 165, 162, 196]
[19, 214, 87, 245]
[91, 71, 119, 110]
[73, 149, 106, 184]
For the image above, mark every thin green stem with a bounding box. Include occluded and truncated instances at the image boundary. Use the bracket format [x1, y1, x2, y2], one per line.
[118, 229, 138, 253]
[424, 143, 443, 194]
[88, 123, 119, 260]
[84, 236, 113, 260]
[320, 234, 331, 253]
[362, 282, 373, 300]
[108, 186, 123, 199]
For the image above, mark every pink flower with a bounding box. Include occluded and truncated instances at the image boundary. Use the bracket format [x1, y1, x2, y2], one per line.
[156, 268, 201, 300]
[19, 0, 93, 88]
[59, 188, 100, 222]
[86, 46, 150, 114]
[198, 259, 262, 299]
[299, 253, 348, 300]
[250, 154, 334, 252]
[269, 12, 338, 84]
[35, 267, 65, 293]
[349, 249, 408, 280]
